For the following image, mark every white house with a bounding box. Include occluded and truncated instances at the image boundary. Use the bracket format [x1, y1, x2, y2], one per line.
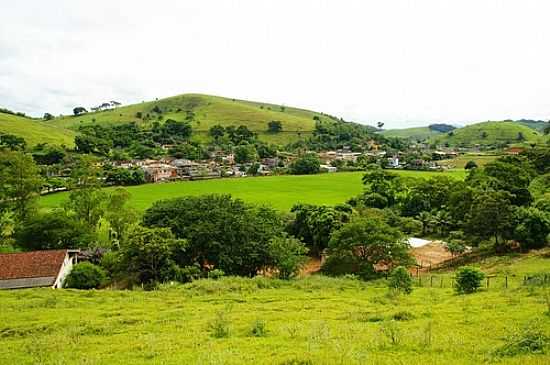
[0, 250, 79, 289]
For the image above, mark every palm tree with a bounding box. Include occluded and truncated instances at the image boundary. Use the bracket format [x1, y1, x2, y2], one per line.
[417, 211, 432, 236]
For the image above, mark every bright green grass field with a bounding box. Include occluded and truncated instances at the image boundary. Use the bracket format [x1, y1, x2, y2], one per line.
[380, 126, 444, 141]
[39, 170, 466, 212]
[1, 252, 549, 364]
[0, 112, 76, 147]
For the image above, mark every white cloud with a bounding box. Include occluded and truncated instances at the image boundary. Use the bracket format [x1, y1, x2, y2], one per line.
[1, 0, 549, 128]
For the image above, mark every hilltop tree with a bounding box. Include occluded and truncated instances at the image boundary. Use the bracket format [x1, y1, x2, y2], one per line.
[73, 106, 88, 116]
[43, 112, 54, 121]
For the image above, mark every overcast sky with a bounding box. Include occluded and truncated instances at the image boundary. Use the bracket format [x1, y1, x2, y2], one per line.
[1, 1, 549, 128]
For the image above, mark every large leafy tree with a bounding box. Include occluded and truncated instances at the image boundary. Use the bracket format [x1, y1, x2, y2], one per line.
[289, 203, 351, 256]
[289, 153, 320, 175]
[119, 225, 186, 284]
[466, 190, 515, 249]
[143, 194, 284, 276]
[0, 151, 43, 220]
[328, 217, 412, 276]
[361, 164, 402, 207]
[513, 207, 550, 250]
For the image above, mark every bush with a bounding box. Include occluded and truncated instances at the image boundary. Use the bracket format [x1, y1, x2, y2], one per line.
[495, 321, 549, 356]
[64, 262, 107, 289]
[209, 309, 231, 338]
[207, 269, 225, 280]
[176, 265, 203, 283]
[268, 234, 308, 279]
[388, 266, 413, 294]
[249, 319, 268, 337]
[455, 266, 485, 294]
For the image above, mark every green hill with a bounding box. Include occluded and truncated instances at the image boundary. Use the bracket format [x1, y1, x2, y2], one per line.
[0, 112, 76, 147]
[432, 121, 545, 147]
[51, 94, 352, 144]
[513, 119, 549, 132]
[380, 126, 444, 141]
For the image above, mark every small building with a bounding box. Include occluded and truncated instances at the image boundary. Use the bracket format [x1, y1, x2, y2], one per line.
[0, 250, 79, 289]
[320, 164, 337, 173]
[142, 163, 177, 182]
[505, 147, 526, 155]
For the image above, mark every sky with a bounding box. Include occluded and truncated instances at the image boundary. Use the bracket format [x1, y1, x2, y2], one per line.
[1, 0, 550, 129]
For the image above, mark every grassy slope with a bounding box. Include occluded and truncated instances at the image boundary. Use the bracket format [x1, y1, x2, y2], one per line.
[39, 170, 466, 212]
[1, 251, 549, 364]
[432, 121, 544, 147]
[380, 126, 443, 141]
[514, 120, 548, 132]
[50, 94, 349, 144]
[0, 112, 76, 147]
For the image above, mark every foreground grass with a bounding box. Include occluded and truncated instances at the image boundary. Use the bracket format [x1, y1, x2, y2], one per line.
[39, 170, 466, 212]
[1, 272, 549, 365]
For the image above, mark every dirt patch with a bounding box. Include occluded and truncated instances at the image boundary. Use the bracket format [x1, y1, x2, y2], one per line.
[411, 241, 454, 271]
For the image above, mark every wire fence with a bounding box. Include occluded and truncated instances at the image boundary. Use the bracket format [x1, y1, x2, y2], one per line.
[412, 273, 550, 290]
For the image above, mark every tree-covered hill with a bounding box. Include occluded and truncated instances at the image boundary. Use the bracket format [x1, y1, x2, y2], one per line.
[50, 94, 372, 144]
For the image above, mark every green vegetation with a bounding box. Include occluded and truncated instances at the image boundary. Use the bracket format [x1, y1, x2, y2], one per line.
[39, 170, 466, 212]
[380, 126, 444, 141]
[50, 94, 348, 144]
[0, 112, 76, 147]
[432, 121, 545, 147]
[1, 252, 549, 364]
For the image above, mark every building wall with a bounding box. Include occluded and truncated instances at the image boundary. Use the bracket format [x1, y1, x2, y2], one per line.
[52, 253, 76, 289]
[0, 277, 55, 289]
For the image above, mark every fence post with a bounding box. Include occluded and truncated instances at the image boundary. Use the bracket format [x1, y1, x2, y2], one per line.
[440, 277, 443, 288]
[486, 277, 490, 289]
[419, 276, 422, 287]
[505, 276, 508, 289]
[430, 276, 434, 287]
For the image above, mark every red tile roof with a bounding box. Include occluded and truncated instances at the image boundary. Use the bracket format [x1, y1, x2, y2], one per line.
[0, 250, 67, 280]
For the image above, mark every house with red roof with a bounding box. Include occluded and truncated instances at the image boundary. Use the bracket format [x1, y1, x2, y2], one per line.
[0, 249, 79, 289]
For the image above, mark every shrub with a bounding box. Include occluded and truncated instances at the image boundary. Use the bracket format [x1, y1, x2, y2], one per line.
[249, 319, 268, 337]
[268, 234, 308, 279]
[207, 269, 225, 280]
[392, 310, 415, 321]
[209, 309, 231, 338]
[495, 321, 549, 356]
[464, 160, 478, 170]
[455, 266, 485, 294]
[388, 266, 413, 294]
[64, 262, 107, 289]
[176, 265, 203, 283]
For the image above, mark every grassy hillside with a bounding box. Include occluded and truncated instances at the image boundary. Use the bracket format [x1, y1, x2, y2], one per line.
[513, 120, 549, 132]
[0, 112, 76, 147]
[432, 121, 545, 147]
[39, 170, 467, 212]
[380, 126, 443, 141]
[1, 250, 549, 364]
[51, 94, 353, 144]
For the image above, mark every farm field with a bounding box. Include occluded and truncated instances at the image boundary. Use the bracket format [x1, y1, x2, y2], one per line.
[39, 170, 467, 212]
[0, 112, 77, 147]
[1, 251, 549, 365]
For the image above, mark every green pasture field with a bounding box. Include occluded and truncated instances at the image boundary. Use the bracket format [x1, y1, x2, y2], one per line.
[1, 251, 549, 364]
[39, 170, 466, 212]
[0, 112, 76, 147]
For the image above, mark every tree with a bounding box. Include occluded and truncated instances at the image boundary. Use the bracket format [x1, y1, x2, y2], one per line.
[289, 204, 350, 256]
[267, 120, 282, 133]
[43, 113, 54, 121]
[104, 188, 138, 244]
[209, 125, 225, 140]
[143, 195, 284, 276]
[377, 122, 385, 129]
[64, 262, 107, 289]
[16, 211, 95, 250]
[517, 132, 525, 141]
[388, 266, 413, 294]
[361, 164, 401, 206]
[466, 190, 515, 250]
[268, 234, 308, 279]
[234, 144, 257, 164]
[0, 151, 43, 220]
[73, 106, 88, 116]
[32, 144, 66, 165]
[119, 225, 186, 285]
[544, 122, 550, 135]
[289, 153, 320, 175]
[64, 157, 107, 228]
[464, 160, 478, 170]
[0, 134, 27, 150]
[513, 207, 550, 250]
[328, 217, 412, 278]
[455, 266, 485, 294]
